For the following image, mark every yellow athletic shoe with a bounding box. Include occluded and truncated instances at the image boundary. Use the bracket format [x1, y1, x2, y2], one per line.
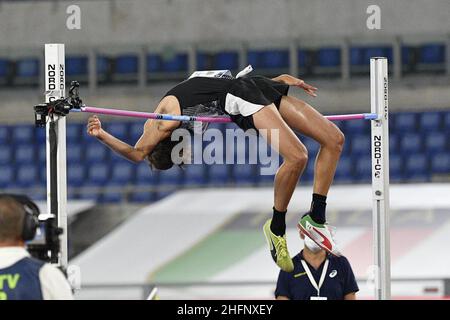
[263, 219, 294, 272]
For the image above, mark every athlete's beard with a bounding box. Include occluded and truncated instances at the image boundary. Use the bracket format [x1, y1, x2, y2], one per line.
[304, 235, 322, 253]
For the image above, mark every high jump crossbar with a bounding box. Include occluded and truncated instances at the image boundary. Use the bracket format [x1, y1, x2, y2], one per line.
[42, 44, 390, 299]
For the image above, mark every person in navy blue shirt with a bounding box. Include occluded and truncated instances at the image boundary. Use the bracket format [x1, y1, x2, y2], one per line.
[275, 222, 358, 300]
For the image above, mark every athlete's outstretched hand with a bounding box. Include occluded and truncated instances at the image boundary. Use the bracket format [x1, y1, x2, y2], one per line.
[87, 115, 104, 138]
[274, 74, 318, 97]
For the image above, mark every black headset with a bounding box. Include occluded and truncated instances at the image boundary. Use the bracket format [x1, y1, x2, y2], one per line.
[0, 194, 40, 241]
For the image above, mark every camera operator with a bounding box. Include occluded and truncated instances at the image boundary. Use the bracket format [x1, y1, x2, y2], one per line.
[0, 194, 73, 300]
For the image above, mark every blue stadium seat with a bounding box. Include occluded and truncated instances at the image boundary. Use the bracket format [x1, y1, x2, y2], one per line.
[394, 112, 417, 132]
[400, 133, 422, 153]
[389, 154, 402, 178]
[87, 163, 110, 185]
[354, 155, 371, 182]
[317, 48, 341, 67]
[96, 56, 110, 76]
[66, 56, 88, 76]
[405, 153, 428, 176]
[66, 123, 82, 143]
[15, 145, 35, 164]
[233, 164, 257, 185]
[0, 146, 12, 165]
[100, 188, 123, 203]
[208, 164, 229, 184]
[419, 44, 445, 64]
[0, 167, 14, 188]
[147, 53, 189, 73]
[431, 153, 450, 174]
[130, 122, 145, 141]
[0, 59, 9, 78]
[67, 164, 85, 187]
[419, 112, 442, 132]
[183, 165, 206, 185]
[12, 125, 34, 143]
[0, 126, 9, 144]
[16, 58, 39, 77]
[155, 190, 174, 201]
[35, 127, 46, 144]
[115, 55, 138, 74]
[350, 46, 392, 66]
[345, 119, 369, 134]
[334, 156, 354, 182]
[110, 162, 134, 185]
[16, 165, 38, 187]
[350, 134, 371, 156]
[425, 132, 447, 154]
[298, 50, 308, 68]
[158, 166, 183, 185]
[135, 163, 158, 185]
[67, 144, 83, 164]
[401, 46, 413, 66]
[85, 142, 107, 163]
[77, 189, 101, 201]
[389, 133, 398, 154]
[302, 137, 320, 156]
[130, 191, 155, 203]
[105, 122, 129, 141]
[216, 52, 239, 70]
[38, 147, 46, 164]
[247, 50, 289, 69]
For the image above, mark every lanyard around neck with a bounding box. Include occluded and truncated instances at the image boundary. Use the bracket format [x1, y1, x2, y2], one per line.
[301, 259, 329, 296]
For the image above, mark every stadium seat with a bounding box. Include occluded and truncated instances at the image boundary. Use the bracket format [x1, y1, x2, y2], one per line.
[419, 44, 445, 64]
[431, 153, 450, 174]
[105, 122, 129, 142]
[425, 132, 447, 154]
[354, 155, 371, 182]
[87, 163, 110, 185]
[419, 112, 442, 132]
[247, 50, 289, 69]
[16, 165, 38, 187]
[317, 48, 341, 67]
[16, 58, 39, 78]
[85, 142, 107, 163]
[183, 164, 207, 185]
[389, 133, 398, 154]
[129, 191, 155, 203]
[135, 163, 158, 185]
[400, 133, 422, 153]
[208, 164, 229, 185]
[0, 146, 12, 165]
[0, 167, 14, 188]
[67, 144, 83, 164]
[389, 154, 402, 178]
[345, 119, 369, 134]
[302, 137, 320, 156]
[147, 53, 189, 73]
[350, 46, 393, 66]
[297, 50, 308, 68]
[96, 56, 110, 79]
[334, 156, 354, 182]
[0, 126, 9, 144]
[66, 56, 88, 76]
[0, 59, 9, 79]
[66, 123, 82, 143]
[405, 153, 428, 176]
[130, 121, 145, 141]
[350, 134, 371, 156]
[158, 166, 183, 185]
[115, 55, 138, 74]
[15, 145, 35, 164]
[110, 162, 134, 185]
[67, 164, 85, 187]
[233, 164, 257, 185]
[12, 125, 34, 143]
[100, 189, 123, 203]
[394, 112, 417, 132]
[215, 52, 239, 70]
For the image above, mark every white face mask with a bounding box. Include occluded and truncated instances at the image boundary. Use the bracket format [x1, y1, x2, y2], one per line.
[304, 235, 322, 253]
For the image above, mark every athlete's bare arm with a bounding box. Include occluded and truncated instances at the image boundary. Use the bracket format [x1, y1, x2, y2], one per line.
[87, 96, 181, 163]
[272, 74, 318, 97]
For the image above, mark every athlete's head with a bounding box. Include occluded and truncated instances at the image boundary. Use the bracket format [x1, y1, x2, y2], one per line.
[147, 137, 178, 170]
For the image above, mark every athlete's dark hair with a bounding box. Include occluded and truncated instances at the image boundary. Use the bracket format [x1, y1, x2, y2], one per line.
[147, 137, 189, 171]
